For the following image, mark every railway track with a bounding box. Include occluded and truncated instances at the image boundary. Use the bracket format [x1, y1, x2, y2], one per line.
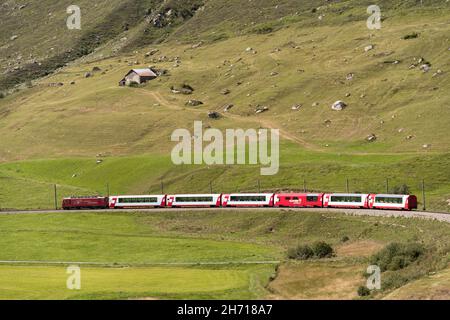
[1, 207, 449, 223]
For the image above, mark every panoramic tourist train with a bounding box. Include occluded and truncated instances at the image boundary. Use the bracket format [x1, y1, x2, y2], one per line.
[62, 193, 418, 211]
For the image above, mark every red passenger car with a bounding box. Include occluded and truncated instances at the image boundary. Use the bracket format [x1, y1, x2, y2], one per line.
[274, 193, 324, 208]
[62, 197, 109, 210]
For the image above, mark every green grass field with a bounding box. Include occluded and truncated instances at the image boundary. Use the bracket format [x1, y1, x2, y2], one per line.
[0, 148, 449, 211]
[0, 210, 449, 300]
[0, 265, 273, 300]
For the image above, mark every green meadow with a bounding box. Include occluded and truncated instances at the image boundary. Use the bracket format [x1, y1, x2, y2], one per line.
[0, 210, 449, 299]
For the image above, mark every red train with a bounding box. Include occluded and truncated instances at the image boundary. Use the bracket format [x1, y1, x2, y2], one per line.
[63, 193, 418, 211]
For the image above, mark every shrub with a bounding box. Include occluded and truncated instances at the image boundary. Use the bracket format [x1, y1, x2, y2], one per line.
[287, 245, 314, 260]
[341, 236, 350, 243]
[0, 92, 4, 99]
[357, 286, 371, 297]
[403, 33, 419, 40]
[312, 241, 334, 259]
[370, 242, 425, 272]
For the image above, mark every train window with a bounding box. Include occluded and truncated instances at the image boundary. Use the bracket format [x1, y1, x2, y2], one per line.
[330, 196, 362, 203]
[230, 196, 266, 202]
[307, 196, 318, 202]
[175, 197, 214, 202]
[376, 197, 403, 204]
[285, 197, 292, 201]
[118, 197, 158, 203]
[293, 197, 299, 201]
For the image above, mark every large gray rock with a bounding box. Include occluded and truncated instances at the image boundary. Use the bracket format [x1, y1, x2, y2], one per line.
[186, 100, 204, 107]
[331, 101, 347, 111]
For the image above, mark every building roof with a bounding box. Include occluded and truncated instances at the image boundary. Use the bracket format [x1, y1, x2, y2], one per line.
[129, 68, 157, 77]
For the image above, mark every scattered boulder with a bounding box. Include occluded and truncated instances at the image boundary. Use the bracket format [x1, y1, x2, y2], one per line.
[208, 111, 221, 119]
[223, 104, 234, 112]
[331, 100, 347, 111]
[92, 66, 101, 72]
[405, 135, 414, 140]
[420, 63, 431, 73]
[291, 104, 302, 111]
[85, 72, 92, 78]
[324, 119, 332, 126]
[270, 71, 279, 76]
[366, 134, 377, 142]
[312, 102, 320, 107]
[346, 73, 354, 81]
[423, 144, 431, 149]
[145, 49, 159, 57]
[171, 84, 194, 95]
[10, 35, 18, 41]
[192, 41, 203, 49]
[221, 88, 231, 95]
[186, 99, 204, 107]
[364, 44, 374, 52]
[432, 69, 443, 77]
[255, 105, 269, 114]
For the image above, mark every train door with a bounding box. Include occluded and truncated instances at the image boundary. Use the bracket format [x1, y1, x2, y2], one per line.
[368, 194, 376, 209]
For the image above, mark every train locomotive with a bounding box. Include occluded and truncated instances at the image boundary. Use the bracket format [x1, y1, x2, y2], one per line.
[63, 193, 418, 211]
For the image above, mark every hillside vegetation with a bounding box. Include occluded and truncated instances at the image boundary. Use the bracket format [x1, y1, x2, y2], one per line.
[0, 0, 449, 211]
[0, 210, 449, 299]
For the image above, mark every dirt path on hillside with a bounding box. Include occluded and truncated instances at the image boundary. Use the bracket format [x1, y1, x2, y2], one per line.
[140, 90, 325, 151]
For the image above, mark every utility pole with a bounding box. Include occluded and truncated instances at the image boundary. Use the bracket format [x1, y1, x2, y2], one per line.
[346, 178, 349, 193]
[106, 183, 110, 197]
[257, 179, 261, 193]
[386, 178, 389, 194]
[422, 179, 426, 211]
[161, 180, 164, 194]
[210, 181, 213, 194]
[54, 184, 58, 210]
[303, 179, 307, 192]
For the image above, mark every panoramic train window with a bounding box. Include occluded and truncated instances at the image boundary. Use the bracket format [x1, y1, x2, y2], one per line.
[176, 197, 214, 202]
[118, 197, 158, 203]
[330, 196, 362, 203]
[376, 197, 403, 204]
[230, 196, 267, 202]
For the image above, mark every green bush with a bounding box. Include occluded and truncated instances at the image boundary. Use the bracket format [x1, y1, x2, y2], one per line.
[288, 242, 335, 260]
[370, 242, 425, 272]
[357, 286, 371, 297]
[312, 241, 334, 259]
[403, 33, 419, 40]
[0, 92, 5, 99]
[341, 236, 350, 243]
[287, 245, 314, 260]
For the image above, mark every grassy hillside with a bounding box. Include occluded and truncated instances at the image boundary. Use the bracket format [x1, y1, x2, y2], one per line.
[0, 0, 449, 212]
[0, 210, 449, 299]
